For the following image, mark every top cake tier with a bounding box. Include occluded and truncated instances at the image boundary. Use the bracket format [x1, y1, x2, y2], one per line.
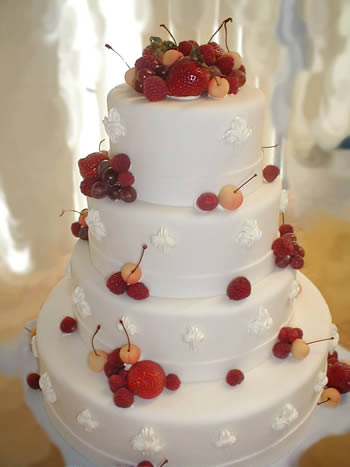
[106, 84, 265, 207]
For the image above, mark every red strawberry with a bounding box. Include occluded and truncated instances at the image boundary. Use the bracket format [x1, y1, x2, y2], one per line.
[106, 272, 127, 295]
[113, 387, 134, 408]
[226, 369, 244, 386]
[263, 165, 280, 182]
[166, 59, 210, 97]
[127, 360, 166, 399]
[273, 342, 291, 359]
[166, 373, 181, 391]
[127, 282, 149, 300]
[198, 44, 216, 65]
[216, 54, 234, 75]
[178, 40, 198, 56]
[272, 237, 295, 258]
[143, 75, 168, 102]
[208, 42, 225, 58]
[327, 362, 350, 393]
[226, 276, 251, 300]
[80, 178, 96, 197]
[78, 152, 108, 180]
[27, 373, 41, 390]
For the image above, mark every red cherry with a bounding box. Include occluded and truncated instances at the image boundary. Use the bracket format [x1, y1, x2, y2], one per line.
[26, 373, 41, 389]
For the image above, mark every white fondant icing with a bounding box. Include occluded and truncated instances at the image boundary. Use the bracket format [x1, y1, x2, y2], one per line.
[65, 260, 72, 279]
[329, 323, 339, 352]
[214, 429, 237, 448]
[130, 427, 163, 454]
[223, 116, 252, 146]
[314, 372, 328, 393]
[288, 279, 301, 300]
[248, 306, 273, 336]
[280, 189, 288, 213]
[236, 218, 262, 248]
[151, 227, 176, 253]
[72, 286, 91, 317]
[86, 209, 106, 241]
[102, 107, 126, 143]
[272, 403, 298, 431]
[39, 372, 56, 403]
[77, 408, 99, 432]
[117, 316, 136, 336]
[31, 335, 38, 358]
[183, 325, 206, 351]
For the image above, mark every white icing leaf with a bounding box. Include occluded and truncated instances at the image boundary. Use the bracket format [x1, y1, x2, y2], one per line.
[329, 323, 339, 353]
[223, 116, 252, 145]
[280, 189, 289, 213]
[118, 316, 137, 336]
[272, 403, 298, 431]
[314, 372, 328, 393]
[31, 335, 38, 358]
[288, 280, 301, 300]
[39, 372, 56, 403]
[103, 107, 126, 143]
[77, 408, 99, 432]
[130, 427, 163, 454]
[248, 306, 273, 336]
[236, 218, 262, 248]
[214, 430, 237, 448]
[183, 325, 206, 351]
[151, 227, 176, 253]
[72, 286, 91, 317]
[86, 209, 106, 241]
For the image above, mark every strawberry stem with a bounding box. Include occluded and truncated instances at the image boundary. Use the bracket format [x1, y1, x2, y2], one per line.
[99, 139, 105, 152]
[91, 325, 101, 356]
[234, 173, 257, 193]
[208, 18, 232, 44]
[119, 319, 131, 352]
[160, 24, 177, 46]
[105, 44, 130, 69]
[307, 337, 334, 345]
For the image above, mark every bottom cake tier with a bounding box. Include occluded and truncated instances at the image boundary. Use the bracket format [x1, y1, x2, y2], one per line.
[36, 273, 331, 467]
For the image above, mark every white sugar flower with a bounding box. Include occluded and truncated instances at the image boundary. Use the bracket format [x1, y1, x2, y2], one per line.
[214, 430, 237, 448]
[103, 107, 126, 143]
[151, 227, 176, 253]
[223, 116, 252, 145]
[248, 306, 273, 336]
[77, 409, 99, 432]
[183, 325, 206, 351]
[272, 403, 298, 431]
[130, 427, 163, 454]
[236, 218, 262, 248]
[288, 280, 301, 300]
[280, 189, 288, 213]
[86, 209, 106, 241]
[314, 372, 328, 393]
[39, 372, 56, 403]
[329, 323, 339, 353]
[72, 286, 91, 317]
[31, 335, 38, 358]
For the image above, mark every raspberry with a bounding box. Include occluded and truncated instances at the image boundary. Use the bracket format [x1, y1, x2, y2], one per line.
[294, 244, 305, 258]
[198, 44, 216, 65]
[277, 327, 293, 343]
[113, 387, 134, 408]
[287, 327, 303, 343]
[272, 237, 295, 258]
[109, 374, 127, 393]
[27, 373, 41, 389]
[135, 55, 161, 71]
[208, 42, 225, 58]
[134, 80, 144, 94]
[138, 462, 154, 467]
[327, 362, 350, 394]
[71, 221, 81, 238]
[108, 348, 124, 369]
[216, 54, 234, 75]
[279, 224, 294, 236]
[282, 232, 297, 244]
[263, 165, 280, 182]
[290, 255, 304, 269]
[127, 282, 149, 300]
[178, 40, 198, 56]
[143, 75, 168, 102]
[127, 360, 166, 399]
[226, 369, 244, 386]
[166, 59, 210, 97]
[328, 357, 338, 366]
[110, 153, 131, 172]
[226, 276, 251, 300]
[78, 152, 108, 180]
[273, 342, 291, 359]
[328, 351, 338, 361]
[80, 178, 96, 197]
[117, 171, 135, 187]
[106, 272, 127, 295]
[166, 373, 181, 391]
[196, 192, 219, 211]
[104, 361, 121, 378]
[60, 316, 77, 333]
[79, 226, 89, 241]
[275, 255, 291, 268]
[239, 64, 246, 73]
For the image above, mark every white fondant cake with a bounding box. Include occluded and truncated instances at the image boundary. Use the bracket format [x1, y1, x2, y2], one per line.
[34, 79, 333, 467]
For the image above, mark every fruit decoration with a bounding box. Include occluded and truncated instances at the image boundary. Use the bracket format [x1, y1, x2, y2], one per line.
[106, 18, 246, 102]
[327, 360, 350, 394]
[127, 360, 166, 399]
[109, 373, 127, 393]
[226, 369, 245, 386]
[166, 373, 181, 391]
[26, 373, 41, 390]
[226, 276, 251, 301]
[114, 387, 134, 408]
[119, 319, 141, 364]
[317, 387, 341, 408]
[263, 165, 280, 183]
[138, 460, 168, 467]
[59, 316, 77, 334]
[88, 325, 109, 372]
[60, 208, 89, 241]
[272, 223, 305, 270]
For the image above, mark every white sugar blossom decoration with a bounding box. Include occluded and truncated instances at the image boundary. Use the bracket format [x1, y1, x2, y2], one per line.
[288, 280, 301, 301]
[130, 427, 163, 454]
[151, 227, 176, 253]
[183, 325, 206, 351]
[77, 409, 99, 432]
[280, 189, 289, 213]
[248, 306, 273, 336]
[272, 403, 298, 431]
[65, 260, 72, 279]
[314, 372, 328, 393]
[236, 218, 262, 248]
[39, 373, 56, 403]
[214, 430, 237, 448]
[223, 116, 252, 146]
[72, 286, 92, 317]
[118, 316, 137, 336]
[86, 209, 106, 241]
[31, 335, 38, 358]
[329, 323, 339, 353]
[103, 107, 126, 143]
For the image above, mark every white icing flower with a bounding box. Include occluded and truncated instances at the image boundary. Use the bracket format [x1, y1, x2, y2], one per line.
[280, 189, 289, 213]
[77, 408, 99, 432]
[314, 372, 328, 393]
[248, 306, 273, 336]
[72, 286, 91, 317]
[86, 209, 106, 241]
[214, 430, 237, 448]
[118, 316, 137, 336]
[103, 107, 126, 143]
[151, 227, 176, 253]
[329, 323, 339, 353]
[183, 325, 206, 351]
[223, 116, 252, 145]
[288, 280, 301, 300]
[31, 335, 38, 358]
[39, 373, 56, 403]
[65, 260, 72, 279]
[272, 403, 298, 431]
[130, 427, 163, 454]
[236, 218, 262, 248]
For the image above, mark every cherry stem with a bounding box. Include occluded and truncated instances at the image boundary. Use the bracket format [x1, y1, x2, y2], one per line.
[99, 139, 105, 152]
[307, 337, 334, 345]
[24, 326, 32, 333]
[59, 209, 81, 217]
[119, 319, 131, 352]
[91, 325, 101, 356]
[317, 398, 330, 406]
[234, 173, 257, 193]
[281, 212, 285, 224]
[224, 19, 230, 51]
[130, 244, 148, 275]
[262, 144, 280, 150]
[208, 17, 232, 44]
[159, 460, 169, 467]
[160, 24, 177, 46]
[105, 44, 130, 69]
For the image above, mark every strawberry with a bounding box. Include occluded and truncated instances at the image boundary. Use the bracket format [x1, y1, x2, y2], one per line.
[226, 276, 251, 300]
[143, 75, 168, 102]
[127, 282, 149, 300]
[78, 152, 108, 180]
[198, 44, 216, 65]
[178, 40, 198, 56]
[226, 369, 244, 386]
[127, 360, 166, 399]
[327, 362, 350, 394]
[166, 59, 210, 97]
[216, 54, 234, 75]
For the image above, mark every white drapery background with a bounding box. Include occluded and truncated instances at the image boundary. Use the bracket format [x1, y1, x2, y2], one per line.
[1, 0, 350, 335]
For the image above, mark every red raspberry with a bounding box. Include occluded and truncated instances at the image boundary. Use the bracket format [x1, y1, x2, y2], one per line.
[166, 59, 210, 97]
[216, 54, 234, 75]
[208, 42, 225, 58]
[272, 237, 295, 258]
[109, 374, 127, 393]
[328, 351, 338, 361]
[134, 80, 144, 94]
[287, 327, 303, 343]
[143, 75, 168, 102]
[327, 362, 350, 394]
[108, 348, 124, 369]
[275, 255, 291, 268]
[71, 221, 81, 238]
[277, 327, 293, 343]
[110, 153, 131, 172]
[117, 171, 135, 187]
[113, 387, 134, 408]
[282, 232, 297, 244]
[273, 342, 291, 359]
[60, 316, 77, 334]
[226, 75, 239, 95]
[294, 244, 305, 257]
[104, 361, 122, 378]
[166, 373, 181, 391]
[239, 64, 246, 73]
[178, 40, 198, 56]
[137, 68, 154, 83]
[196, 192, 219, 211]
[135, 55, 161, 71]
[198, 44, 216, 65]
[80, 178, 96, 197]
[27, 373, 41, 389]
[263, 165, 280, 182]
[226, 369, 244, 386]
[78, 152, 108, 180]
[226, 276, 251, 300]
[290, 255, 304, 269]
[328, 357, 338, 366]
[138, 462, 154, 467]
[279, 224, 294, 236]
[106, 272, 127, 295]
[127, 360, 166, 399]
[127, 282, 149, 300]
